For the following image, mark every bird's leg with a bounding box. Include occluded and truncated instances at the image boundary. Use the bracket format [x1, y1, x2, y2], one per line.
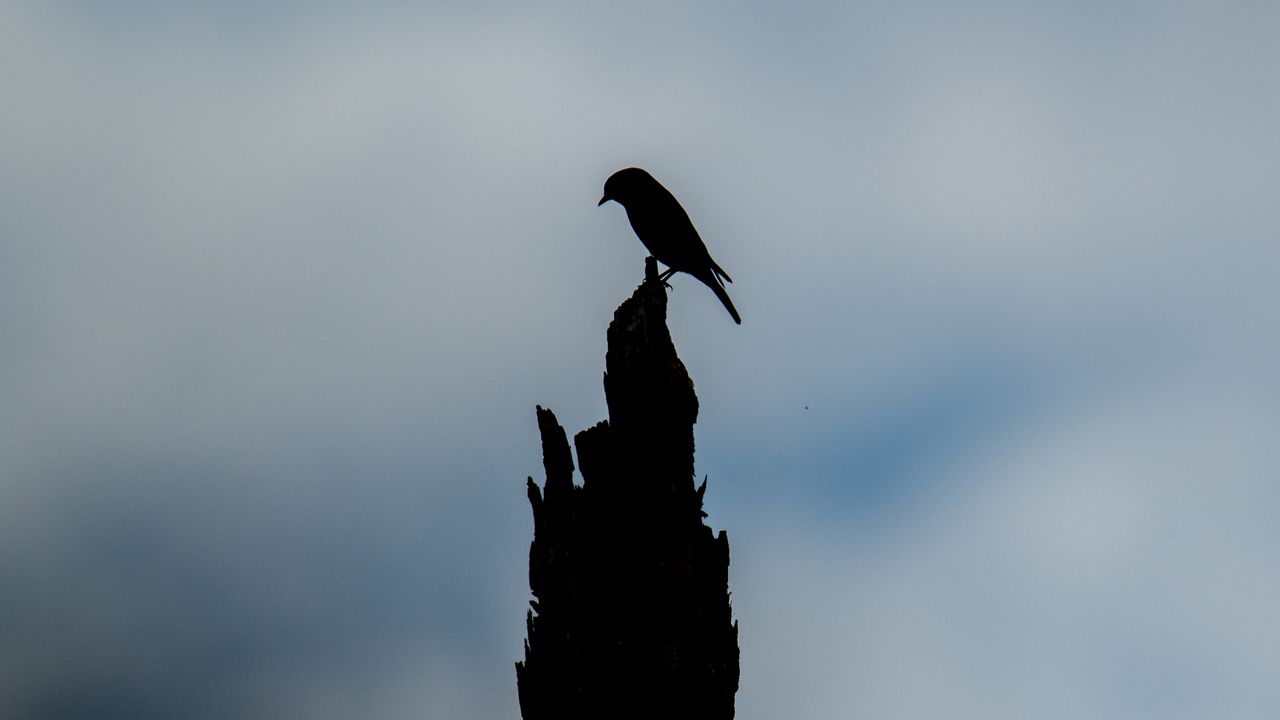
[644, 257, 674, 290]
[657, 268, 677, 282]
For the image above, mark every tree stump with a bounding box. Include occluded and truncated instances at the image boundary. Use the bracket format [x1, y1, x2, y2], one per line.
[516, 258, 739, 719]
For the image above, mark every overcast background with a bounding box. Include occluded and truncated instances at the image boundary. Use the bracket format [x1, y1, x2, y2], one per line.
[3, 1, 1279, 718]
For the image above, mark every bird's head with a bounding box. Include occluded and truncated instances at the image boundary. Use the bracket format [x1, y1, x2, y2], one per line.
[598, 167, 654, 207]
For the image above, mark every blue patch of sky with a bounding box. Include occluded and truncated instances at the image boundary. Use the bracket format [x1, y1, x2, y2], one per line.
[708, 352, 1051, 528]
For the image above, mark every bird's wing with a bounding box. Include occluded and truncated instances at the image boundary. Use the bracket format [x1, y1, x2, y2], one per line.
[709, 258, 733, 285]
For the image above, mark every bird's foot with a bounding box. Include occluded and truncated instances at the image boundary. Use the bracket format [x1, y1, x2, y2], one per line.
[644, 257, 674, 290]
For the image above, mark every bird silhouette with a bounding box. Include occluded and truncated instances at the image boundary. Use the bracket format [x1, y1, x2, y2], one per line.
[598, 167, 741, 324]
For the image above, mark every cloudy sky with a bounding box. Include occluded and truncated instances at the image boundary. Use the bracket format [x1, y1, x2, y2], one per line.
[3, 1, 1278, 717]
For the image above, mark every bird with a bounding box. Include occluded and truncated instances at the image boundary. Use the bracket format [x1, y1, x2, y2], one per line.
[598, 167, 741, 324]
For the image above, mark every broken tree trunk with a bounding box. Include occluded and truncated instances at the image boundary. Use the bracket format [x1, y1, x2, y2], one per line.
[516, 258, 739, 719]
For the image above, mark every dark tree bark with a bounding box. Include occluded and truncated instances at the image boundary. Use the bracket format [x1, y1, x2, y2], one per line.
[516, 258, 739, 720]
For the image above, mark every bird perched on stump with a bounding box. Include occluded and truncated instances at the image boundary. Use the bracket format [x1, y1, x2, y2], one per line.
[598, 167, 741, 324]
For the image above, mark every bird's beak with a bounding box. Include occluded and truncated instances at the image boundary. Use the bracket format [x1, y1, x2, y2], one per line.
[597, 195, 609, 206]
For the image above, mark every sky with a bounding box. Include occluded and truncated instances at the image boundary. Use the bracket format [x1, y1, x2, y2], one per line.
[2, 1, 1278, 717]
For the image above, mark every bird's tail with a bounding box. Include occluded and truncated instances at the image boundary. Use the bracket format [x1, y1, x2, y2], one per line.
[697, 269, 742, 324]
